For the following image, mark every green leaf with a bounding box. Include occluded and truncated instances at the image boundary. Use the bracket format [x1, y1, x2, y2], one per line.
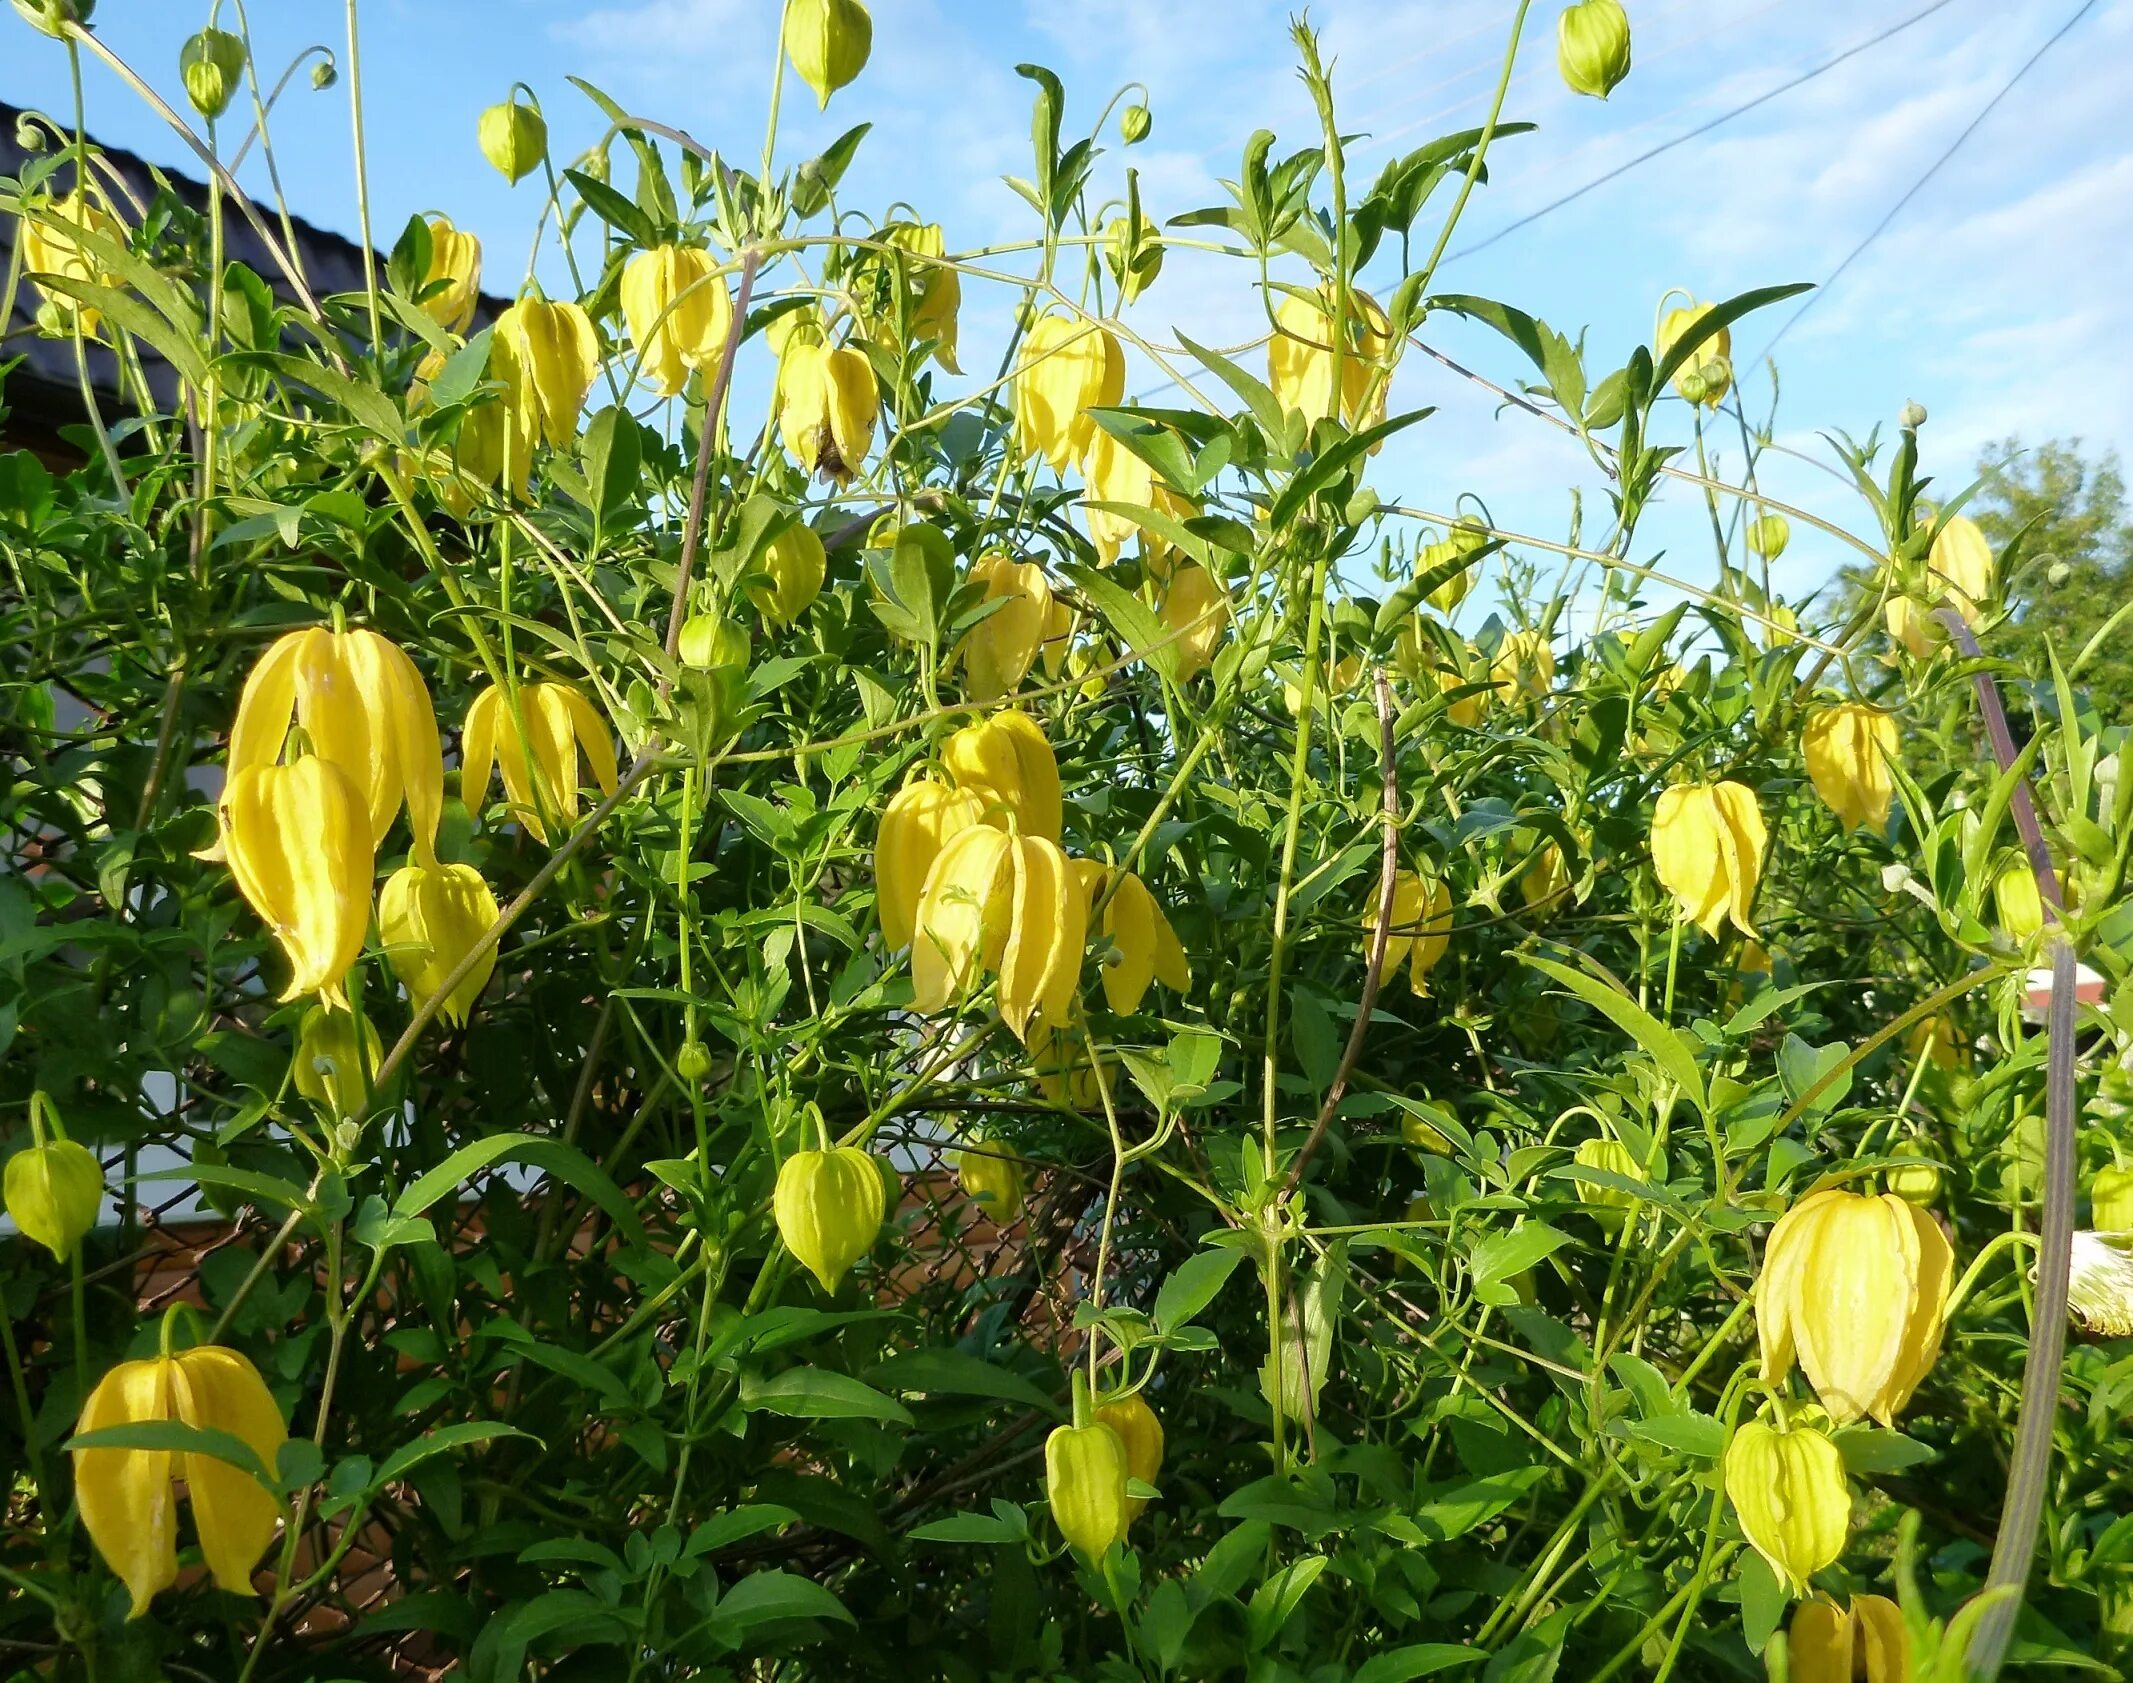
[1649, 282, 1812, 395]
[713, 1570, 855, 1632]
[262, 352, 407, 443]
[1154, 1247, 1245, 1333]
[563, 168, 658, 249]
[741, 1367, 914, 1425]
[392, 1135, 645, 1246]
[867, 1350, 1058, 1415]
[1468, 1222, 1569, 1302]
[1520, 955, 1707, 1116]
[67, 1420, 274, 1491]
[687, 1504, 800, 1555]
[1353, 1645, 1488, 1683]
[1059, 560, 1178, 683]
[1268, 408, 1431, 531]
[1175, 328, 1285, 436]
[374, 1420, 537, 1488]
[908, 1511, 1025, 1544]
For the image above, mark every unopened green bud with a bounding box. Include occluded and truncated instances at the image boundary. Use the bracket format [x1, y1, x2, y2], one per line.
[1557, 0, 1631, 99]
[15, 114, 47, 152]
[180, 27, 247, 121]
[1746, 512, 1790, 561]
[5, 1137, 104, 1261]
[1900, 400, 1927, 431]
[676, 1041, 715, 1082]
[11, 0, 94, 39]
[479, 97, 547, 186]
[1121, 103, 1151, 144]
[311, 58, 337, 91]
[679, 614, 750, 671]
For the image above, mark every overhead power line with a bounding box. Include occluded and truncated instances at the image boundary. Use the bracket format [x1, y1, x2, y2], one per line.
[1449, 0, 1965, 261]
[1759, 0, 2098, 358]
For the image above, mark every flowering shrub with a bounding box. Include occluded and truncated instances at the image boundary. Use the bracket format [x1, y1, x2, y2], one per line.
[1, 3, 2127, 1679]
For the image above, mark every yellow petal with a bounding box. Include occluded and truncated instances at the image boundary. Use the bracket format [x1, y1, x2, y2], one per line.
[170, 1346, 286, 1598]
[73, 1356, 179, 1618]
[461, 685, 500, 819]
[876, 780, 984, 951]
[225, 628, 306, 791]
[998, 834, 1079, 1041]
[912, 825, 1011, 1013]
[1099, 870, 1159, 1015]
[1854, 1595, 1912, 1683]
[1788, 1600, 1853, 1683]
[1791, 1192, 1916, 1425]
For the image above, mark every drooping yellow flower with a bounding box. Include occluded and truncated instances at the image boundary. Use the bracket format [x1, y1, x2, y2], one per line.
[1284, 654, 1364, 716]
[1488, 630, 1556, 702]
[478, 98, 547, 184]
[1399, 631, 1489, 726]
[1029, 1020, 1114, 1110]
[1802, 702, 1898, 832]
[1656, 295, 1731, 407]
[291, 1005, 381, 1120]
[1267, 285, 1394, 436]
[419, 216, 482, 334]
[910, 825, 1086, 1043]
[1747, 512, 1791, 561]
[1366, 868, 1452, 994]
[379, 860, 500, 1026]
[874, 778, 985, 951]
[957, 556, 1053, 701]
[2092, 1166, 2133, 1232]
[4, 1135, 104, 1261]
[620, 244, 733, 398]
[1047, 1418, 1130, 1558]
[783, 0, 872, 107]
[1757, 1187, 1954, 1426]
[777, 340, 879, 482]
[1080, 427, 1194, 566]
[218, 758, 375, 1006]
[747, 520, 828, 628]
[1883, 595, 1935, 658]
[20, 191, 124, 337]
[462, 682, 618, 842]
[227, 626, 444, 861]
[445, 394, 529, 505]
[1520, 842, 1570, 913]
[1723, 1418, 1850, 1592]
[1651, 780, 1766, 938]
[1094, 1393, 1164, 1524]
[854, 222, 960, 372]
[1073, 861, 1190, 1014]
[954, 1140, 1025, 1220]
[73, 1344, 288, 1618]
[1994, 859, 2045, 943]
[942, 710, 1063, 842]
[492, 296, 599, 449]
[1158, 562, 1229, 682]
[1790, 1596, 1912, 1683]
[1013, 313, 1125, 471]
[1572, 1136, 1642, 1228]
[1557, 0, 1632, 98]
[773, 1144, 889, 1291]
[1928, 513, 1993, 619]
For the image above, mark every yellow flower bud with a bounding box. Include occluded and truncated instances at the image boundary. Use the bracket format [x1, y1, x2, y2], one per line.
[956, 556, 1053, 701]
[1284, 654, 1363, 716]
[1746, 511, 1791, 561]
[492, 297, 599, 450]
[954, 1140, 1026, 1220]
[1080, 426, 1195, 567]
[1928, 513, 1993, 619]
[875, 777, 984, 951]
[942, 709, 1063, 842]
[5, 1135, 104, 1260]
[1802, 702, 1898, 832]
[1120, 104, 1152, 144]
[777, 341, 879, 482]
[1758, 1188, 1954, 1425]
[379, 860, 500, 1027]
[1994, 860, 2045, 943]
[1790, 1595, 1911, 1683]
[1572, 1137, 1643, 1229]
[19, 191, 124, 338]
[853, 223, 960, 373]
[73, 1344, 288, 1618]
[217, 757, 375, 1006]
[783, 0, 872, 108]
[419, 215, 483, 334]
[1884, 1153, 1942, 1206]
[679, 614, 749, 671]
[1651, 780, 1765, 938]
[1723, 1418, 1850, 1593]
[1884, 595, 1936, 658]
[1103, 215, 1163, 304]
[179, 27, 247, 121]
[1366, 867, 1452, 994]
[1267, 285, 1394, 436]
[773, 1145, 888, 1292]
[291, 1005, 381, 1121]
[462, 681, 618, 843]
[478, 98, 547, 185]
[747, 519, 828, 628]
[1072, 861, 1189, 1014]
[1013, 313, 1125, 472]
[1520, 842, 1570, 913]
[911, 827, 1085, 1043]
[1656, 296, 1730, 407]
[620, 244, 732, 399]
[1488, 630, 1555, 702]
[1158, 562, 1229, 683]
[1094, 1394, 1164, 1524]
[1046, 1419, 1130, 1558]
[1556, 0, 1631, 98]
[2093, 1166, 2133, 1231]
[227, 626, 444, 863]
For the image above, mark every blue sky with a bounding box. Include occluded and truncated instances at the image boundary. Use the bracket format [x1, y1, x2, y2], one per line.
[8, 0, 2129, 616]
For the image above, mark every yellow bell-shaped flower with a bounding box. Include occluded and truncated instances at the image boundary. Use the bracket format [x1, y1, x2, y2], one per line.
[419, 215, 482, 334]
[73, 1344, 288, 1618]
[478, 98, 547, 185]
[1573, 1136, 1642, 1228]
[773, 1145, 888, 1291]
[1883, 595, 1936, 658]
[854, 222, 961, 373]
[1284, 653, 1363, 717]
[291, 1005, 381, 1120]
[1267, 285, 1394, 436]
[1747, 512, 1791, 561]
[956, 556, 1053, 701]
[1557, 0, 1632, 97]
[1073, 861, 1190, 1014]
[1656, 295, 1731, 407]
[227, 625, 444, 862]
[621, 244, 732, 399]
[4, 1134, 104, 1261]
[747, 519, 828, 628]
[1029, 1020, 1114, 1110]
[379, 860, 500, 1026]
[1080, 427, 1193, 566]
[1651, 780, 1766, 938]
[1928, 513, 1993, 620]
[954, 1139, 1026, 1220]
[942, 710, 1063, 842]
[20, 191, 124, 338]
[218, 757, 375, 1006]
[778, 341, 879, 482]
[1757, 1187, 1954, 1425]
[1802, 702, 1898, 832]
[1094, 1393, 1164, 1524]
[462, 681, 618, 842]
[1520, 842, 1570, 913]
[1366, 867, 1452, 994]
[1047, 1418, 1130, 1558]
[1790, 1595, 1911, 1683]
[783, 0, 872, 107]
[1158, 563, 1228, 682]
[1013, 313, 1125, 472]
[1993, 859, 2045, 943]
[2092, 1165, 2133, 1232]
[911, 825, 1086, 1043]
[875, 777, 985, 951]
[1723, 1417, 1850, 1592]
[1488, 630, 1556, 702]
[492, 296, 599, 449]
